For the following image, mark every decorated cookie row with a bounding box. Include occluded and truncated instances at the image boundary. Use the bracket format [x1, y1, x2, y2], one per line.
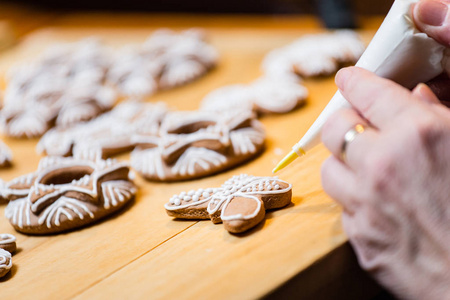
[0, 29, 218, 139]
[38, 102, 266, 181]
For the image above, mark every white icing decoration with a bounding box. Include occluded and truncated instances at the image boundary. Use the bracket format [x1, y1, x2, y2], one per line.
[38, 196, 94, 228]
[109, 29, 218, 96]
[2, 38, 116, 138]
[220, 194, 262, 221]
[164, 174, 292, 223]
[131, 109, 264, 180]
[159, 59, 206, 89]
[4, 198, 32, 229]
[229, 128, 265, 155]
[131, 147, 167, 179]
[4, 156, 136, 230]
[200, 75, 307, 115]
[171, 147, 227, 176]
[102, 181, 136, 209]
[262, 30, 365, 78]
[38, 101, 167, 157]
[0, 249, 12, 273]
[0, 234, 16, 247]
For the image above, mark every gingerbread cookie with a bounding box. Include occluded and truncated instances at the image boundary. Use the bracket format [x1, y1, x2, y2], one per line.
[165, 174, 292, 233]
[201, 74, 308, 115]
[262, 30, 365, 78]
[131, 110, 265, 181]
[0, 249, 12, 278]
[108, 29, 218, 97]
[38, 101, 168, 158]
[0, 139, 12, 168]
[1, 38, 116, 138]
[0, 234, 16, 254]
[2, 156, 136, 234]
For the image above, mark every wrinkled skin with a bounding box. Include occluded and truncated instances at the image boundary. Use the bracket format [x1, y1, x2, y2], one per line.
[320, 2, 450, 299]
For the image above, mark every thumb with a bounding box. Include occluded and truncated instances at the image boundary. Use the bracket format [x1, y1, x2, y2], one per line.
[413, 0, 450, 46]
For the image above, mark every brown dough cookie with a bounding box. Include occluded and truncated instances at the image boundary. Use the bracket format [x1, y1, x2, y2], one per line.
[0, 234, 16, 254]
[1, 38, 116, 138]
[37, 101, 168, 158]
[2, 156, 137, 235]
[0, 249, 12, 278]
[131, 110, 265, 181]
[165, 174, 292, 233]
[108, 28, 218, 97]
[201, 75, 308, 115]
[262, 30, 365, 78]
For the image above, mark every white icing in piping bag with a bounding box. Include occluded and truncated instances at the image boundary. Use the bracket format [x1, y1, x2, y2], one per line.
[273, 0, 447, 173]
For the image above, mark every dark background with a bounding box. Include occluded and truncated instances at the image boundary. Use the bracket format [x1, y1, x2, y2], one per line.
[0, 0, 394, 14]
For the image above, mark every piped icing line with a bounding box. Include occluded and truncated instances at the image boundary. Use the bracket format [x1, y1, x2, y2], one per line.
[161, 132, 225, 159]
[28, 159, 129, 213]
[0, 234, 16, 246]
[220, 194, 262, 221]
[0, 248, 12, 271]
[3, 156, 137, 233]
[170, 148, 227, 176]
[37, 101, 168, 157]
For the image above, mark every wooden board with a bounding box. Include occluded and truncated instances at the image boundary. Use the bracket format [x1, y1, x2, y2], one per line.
[0, 26, 378, 299]
[0, 21, 15, 52]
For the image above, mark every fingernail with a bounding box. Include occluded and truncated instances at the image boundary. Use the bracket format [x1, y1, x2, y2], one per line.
[335, 68, 351, 91]
[417, 0, 448, 26]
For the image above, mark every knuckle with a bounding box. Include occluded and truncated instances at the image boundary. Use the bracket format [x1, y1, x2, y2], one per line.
[410, 114, 443, 148]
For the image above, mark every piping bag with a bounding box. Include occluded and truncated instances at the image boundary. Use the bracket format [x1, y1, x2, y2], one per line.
[273, 0, 448, 173]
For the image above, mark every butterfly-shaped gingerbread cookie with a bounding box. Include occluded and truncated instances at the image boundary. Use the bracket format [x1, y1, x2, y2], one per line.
[131, 110, 265, 181]
[165, 174, 292, 233]
[1, 156, 136, 234]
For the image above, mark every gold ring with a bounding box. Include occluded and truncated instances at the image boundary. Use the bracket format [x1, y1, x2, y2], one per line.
[341, 124, 366, 162]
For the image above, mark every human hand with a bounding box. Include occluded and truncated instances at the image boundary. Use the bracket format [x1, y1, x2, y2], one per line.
[413, 0, 450, 104]
[321, 67, 450, 300]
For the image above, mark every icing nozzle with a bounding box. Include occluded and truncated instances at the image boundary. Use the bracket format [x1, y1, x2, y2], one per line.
[272, 148, 305, 173]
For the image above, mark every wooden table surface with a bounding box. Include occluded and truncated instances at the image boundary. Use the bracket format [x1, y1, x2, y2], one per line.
[0, 9, 385, 300]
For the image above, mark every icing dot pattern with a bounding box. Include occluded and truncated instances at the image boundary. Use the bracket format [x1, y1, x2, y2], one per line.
[165, 174, 292, 233]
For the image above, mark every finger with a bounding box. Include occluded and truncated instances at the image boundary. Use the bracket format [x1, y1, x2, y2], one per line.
[321, 107, 379, 170]
[413, 0, 450, 47]
[425, 73, 450, 102]
[321, 156, 360, 215]
[335, 67, 419, 129]
[412, 83, 441, 104]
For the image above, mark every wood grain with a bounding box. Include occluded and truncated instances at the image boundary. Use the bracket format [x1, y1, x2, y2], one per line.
[0, 25, 378, 299]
